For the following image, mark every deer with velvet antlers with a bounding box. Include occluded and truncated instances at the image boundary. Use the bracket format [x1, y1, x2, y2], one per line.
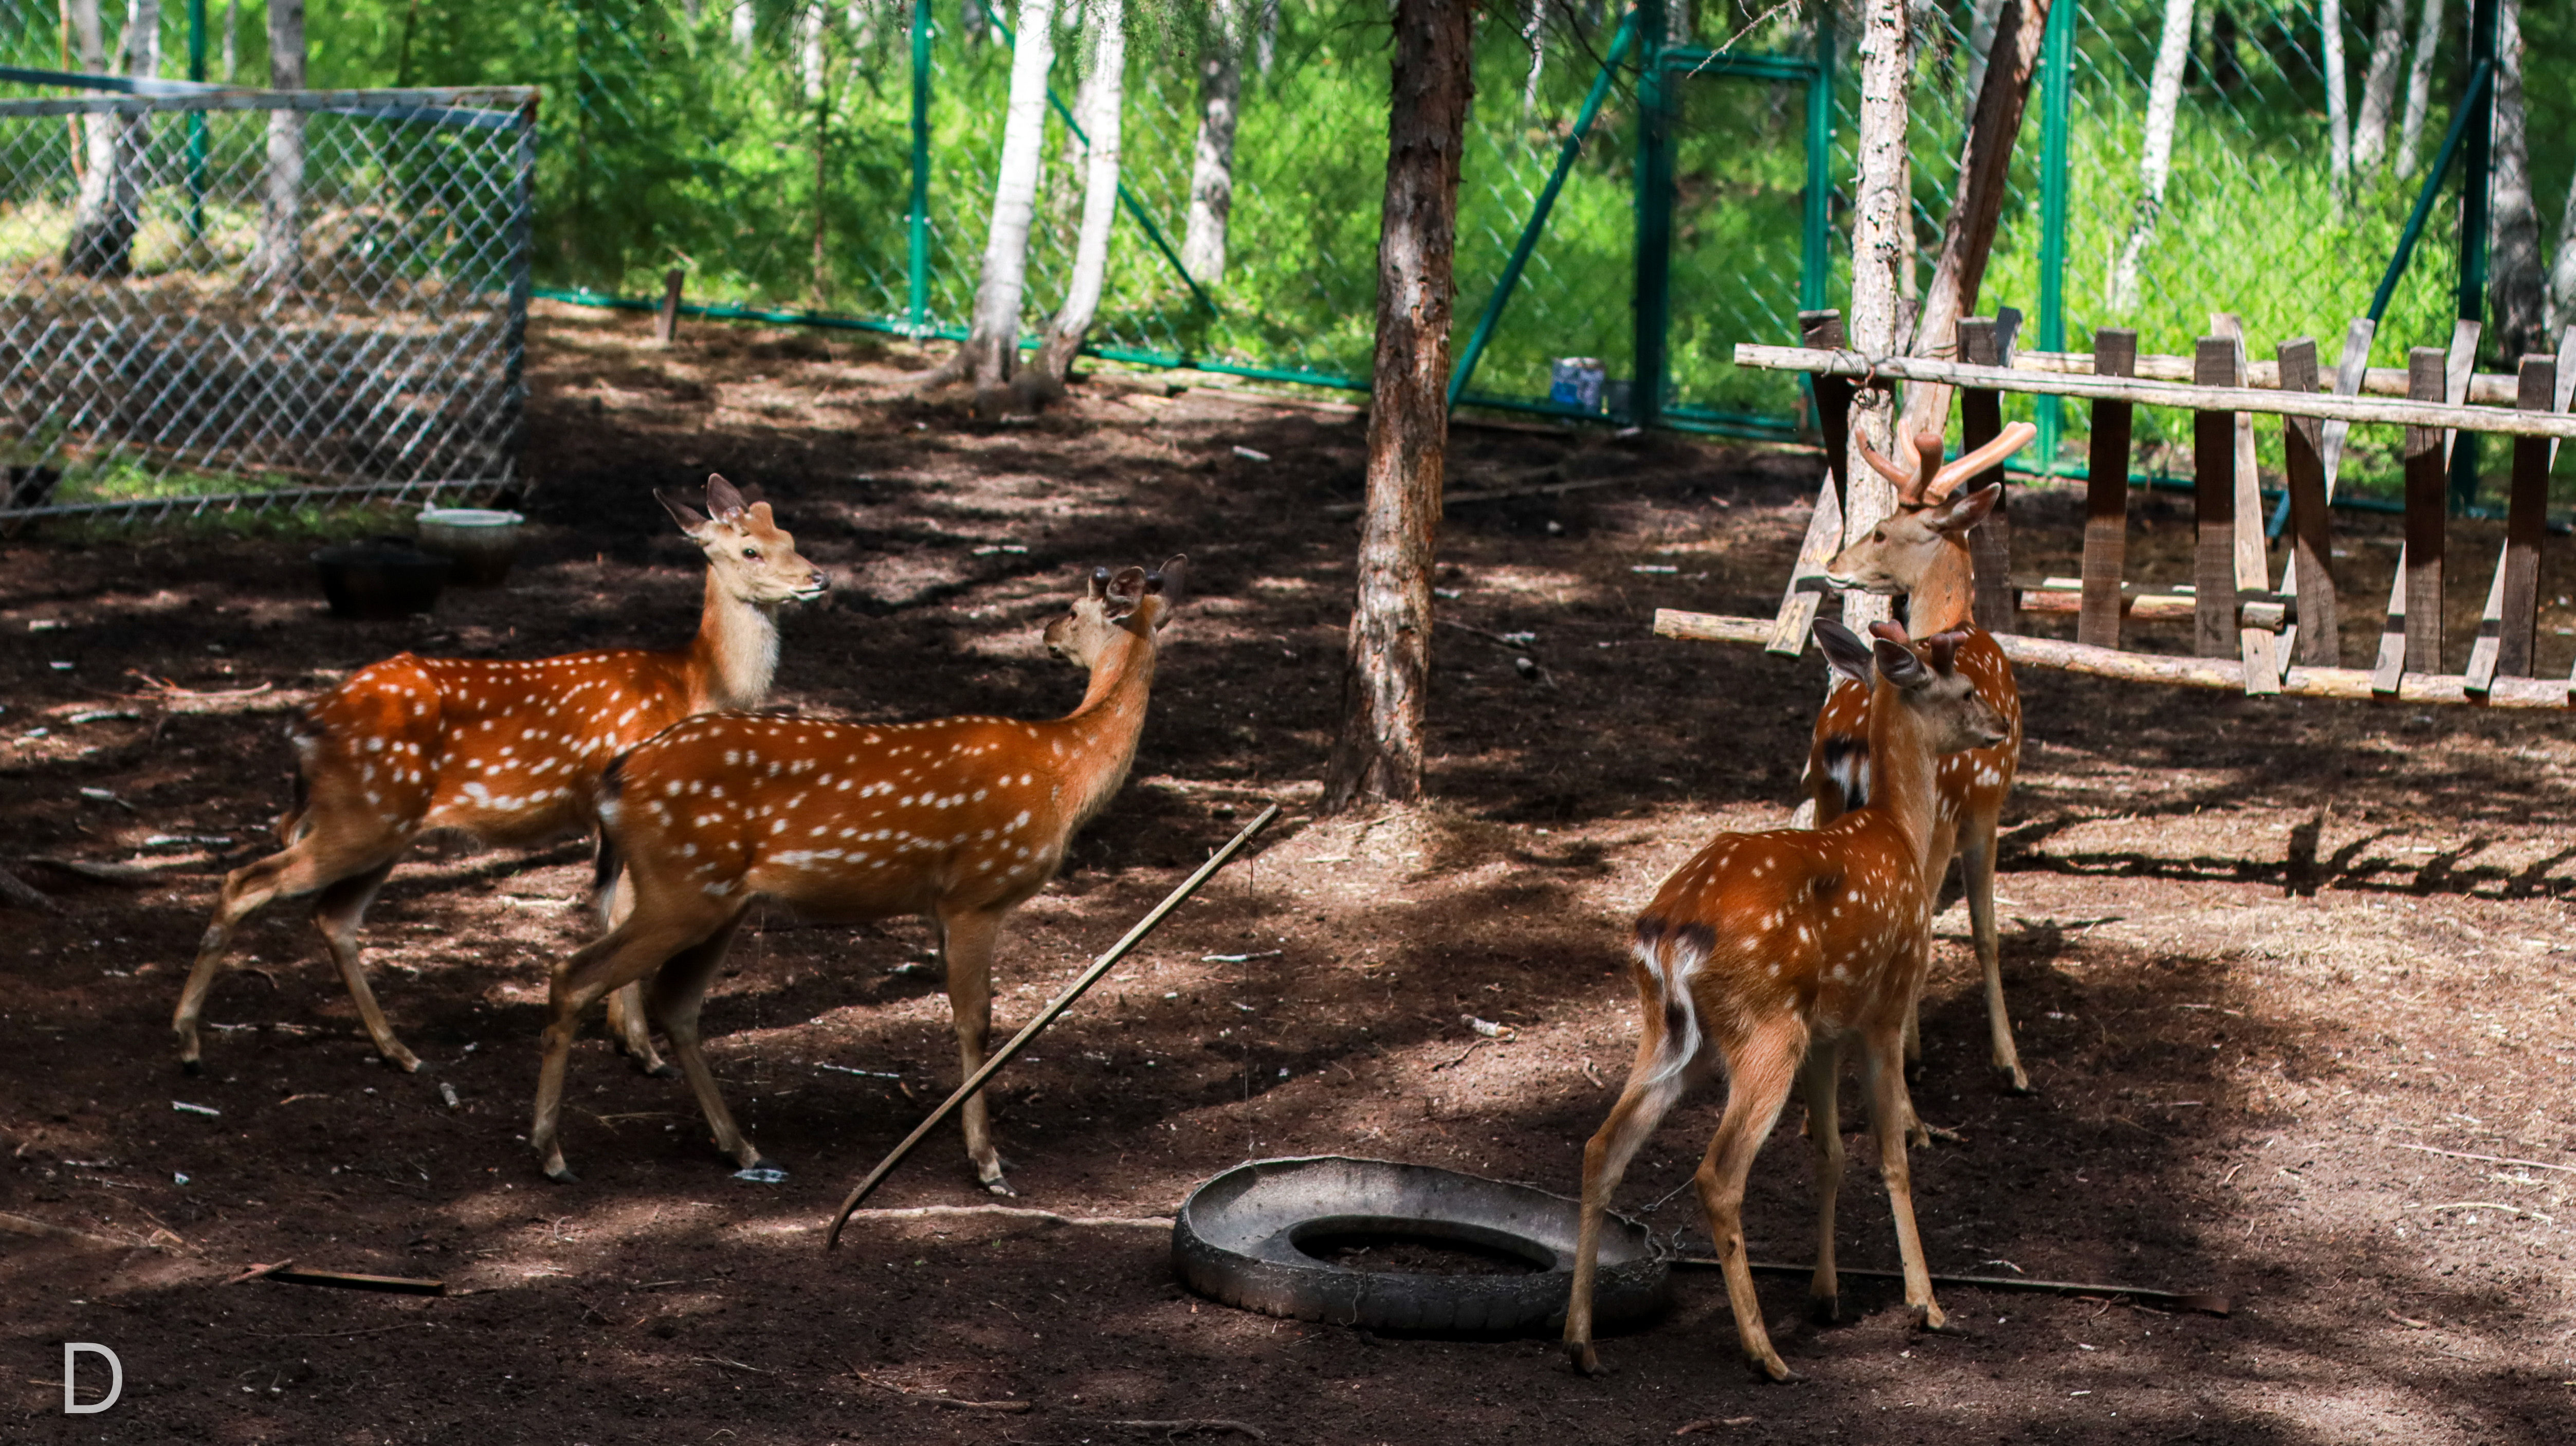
[1810, 420, 2037, 1092]
[173, 478, 828, 1076]
[1565, 619, 2007, 1382]
[525, 558, 1185, 1192]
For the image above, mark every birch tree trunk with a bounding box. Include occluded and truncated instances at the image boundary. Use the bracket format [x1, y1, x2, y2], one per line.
[2394, 0, 2444, 178]
[1840, 0, 1912, 636]
[733, 0, 758, 49]
[928, 0, 1056, 395]
[1899, 0, 2050, 445]
[2111, 0, 2195, 314]
[252, 0, 306, 290]
[66, 0, 158, 278]
[1032, 0, 1124, 392]
[799, 2, 828, 101]
[63, 0, 108, 217]
[2322, 0, 2350, 194]
[1256, 0, 1278, 74]
[1322, 0, 1472, 814]
[1182, 0, 1244, 284]
[2487, 0, 2542, 361]
[2550, 154, 2576, 338]
[2352, 0, 2405, 169]
[222, 0, 239, 81]
[1520, 0, 1546, 119]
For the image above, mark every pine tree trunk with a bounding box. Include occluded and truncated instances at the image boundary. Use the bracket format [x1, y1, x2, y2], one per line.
[1899, 0, 2050, 445]
[1840, 0, 1911, 635]
[2111, 0, 2195, 314]
[2394, 0, 2444, 178]
[65, 0, 157, 278]
[1033, 0, 1124, 392]
[2322, 0, 2350, 194]
[929, 0, 1056, 397]
[1182, 0, 1244, 284]
[1321, 0, 1472, 815]
[2352, 0, 2405, 170]
[252, 0, 307, 290]
[2487, 0, 2542, 361]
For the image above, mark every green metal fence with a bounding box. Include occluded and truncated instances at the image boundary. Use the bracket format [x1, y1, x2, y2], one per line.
[4, 2, 2566, 506]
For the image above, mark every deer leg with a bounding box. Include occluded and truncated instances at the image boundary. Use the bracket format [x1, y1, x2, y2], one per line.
[589, 853, 674, 1078]
[310, 858, 415, 1072]
[646, 909, 769, 1175]
[1961, 818, 2031, 1093]
[532, 910, 720, 1183]
[174, 839, 388, 1073]
[1798, 1041, 1846, 1325]
[1862, 1023, 1947, 1332]
[1563, 1036, 1688, 1376]
[936, 908, 1010, 1194]
[1693, 1017, 1807, 1382]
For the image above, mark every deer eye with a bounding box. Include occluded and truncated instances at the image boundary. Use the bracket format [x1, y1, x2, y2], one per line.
[742, 546, 761, 560]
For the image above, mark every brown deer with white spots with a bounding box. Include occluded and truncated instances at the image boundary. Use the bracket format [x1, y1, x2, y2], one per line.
[173, 478, 828, 1076]
[1811, 421, 2036, 1092]
[1564, 619, 2007, 1382]
[525, 558, 1184, 1191]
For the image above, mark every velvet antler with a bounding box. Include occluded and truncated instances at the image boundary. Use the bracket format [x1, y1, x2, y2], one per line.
[1854, 422, 2039, 506]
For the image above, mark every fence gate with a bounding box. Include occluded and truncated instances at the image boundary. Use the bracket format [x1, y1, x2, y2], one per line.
[0, 77, 536, 525]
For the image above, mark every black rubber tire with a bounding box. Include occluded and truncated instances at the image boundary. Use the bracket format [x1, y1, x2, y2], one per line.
[1172, 1156, 1670, 1335]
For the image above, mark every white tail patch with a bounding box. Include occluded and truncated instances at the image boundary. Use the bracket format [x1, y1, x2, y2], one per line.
[1638, 927, 1710, 1088]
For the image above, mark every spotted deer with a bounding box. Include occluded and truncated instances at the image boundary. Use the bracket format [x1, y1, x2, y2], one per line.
[1565, 619, 2006, 1380]
[173, 478, 828, 1076]
[1809, 422, 2036, 1092]
[524, 558, 1185, 1191]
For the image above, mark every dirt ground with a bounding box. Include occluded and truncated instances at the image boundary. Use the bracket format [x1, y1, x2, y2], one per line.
[8, 302, 2576, 1443]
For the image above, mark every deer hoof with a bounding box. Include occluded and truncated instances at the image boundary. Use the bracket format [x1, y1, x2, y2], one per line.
[387, 1049, 424, 1074]
[643, 1061, 681, 1081]
[179, 1057, 205, 1077]
[982, 1175, 1017, 1198]
[544, 1163, 580, 1185]
[1810, 1293, 1840, 1326]
[2000, 1068, 2036, 1096]
[1566, 1342, 1606, 1376]
[1749, 1352, 1797, 1384]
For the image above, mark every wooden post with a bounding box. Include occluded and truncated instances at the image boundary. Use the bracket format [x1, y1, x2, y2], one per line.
[1958, 317, 2013, 631]
[2078, 328, 2135, 649]
[2276, 337, 2340, 667]
[2212, 315, 2278, 695]
[655, 267, 685, 345]
[2191, 337, 2238, 658]
[2402, 346, 2447, 675]
[2496, 354, 2554, 678]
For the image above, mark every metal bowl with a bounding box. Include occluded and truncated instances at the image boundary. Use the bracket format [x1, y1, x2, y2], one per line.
[415, 506, 526, 587]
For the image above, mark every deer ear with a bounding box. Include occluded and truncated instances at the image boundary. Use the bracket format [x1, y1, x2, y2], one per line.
[1087, 565, 1113, 599]
[1102, 565, 1150, 620]
[704, 474, 747, 521]
[1928, 483, 2001, 537]
[1866, 620, 1911, 645]
[1873, 636, 1932, 688]
[1144, 555, 1189, 602]
[658, 489, 711, 537]
[1813, 618, 1876, 686]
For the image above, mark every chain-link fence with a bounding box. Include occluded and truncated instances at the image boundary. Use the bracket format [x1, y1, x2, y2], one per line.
[3, 2, 2562, 514]
[0, 71, 535, 523]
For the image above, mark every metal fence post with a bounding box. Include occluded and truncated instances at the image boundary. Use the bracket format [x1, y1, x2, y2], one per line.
[1632, 0, 1673, 429]
[2450, 0, 2500, 511]
[185, 0, 207, 244]
[2034, 0, 2074, 472]
[907, 0, 933, 337]
[1800, 6, 1832, 315]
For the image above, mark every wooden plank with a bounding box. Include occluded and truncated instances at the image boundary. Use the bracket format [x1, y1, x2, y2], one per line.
[1766, 473, 1843, 656]
[1800, 309, 1853, 510]
[2372, 544, 2410, 696]
[1652, 609, 2571, 707]
[2317, 317, 2376, 493]
[2213, 316, 2279, 694]
[2193, 338, 2240, 659]
[2010, 344, 2523, 403]
[2441, 319, 2481, 465]
[263, 1268, 446, 1296]
[1727, 346, 2576, 439]
[1958, 317, 2014, 632]
[2496, 355, 2555, 680]
[2552, 324, 2576, 470]
[2080, 328, 2138, 649]
[2403, 346, 2448, 675]
[654, 268, 685, 345]
[2276, 337, 2341, 667]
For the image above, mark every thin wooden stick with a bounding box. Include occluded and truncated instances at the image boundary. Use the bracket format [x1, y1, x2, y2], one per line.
[836, 1204, 1171, 1229]
[826, 806, 1282, 1244]
[1685, 1257, 2231, 1314]
[2386, 1140, 2576, 1174]
[855, 1372, 1032, 1411]
[1103, 1421, 1268, 1440]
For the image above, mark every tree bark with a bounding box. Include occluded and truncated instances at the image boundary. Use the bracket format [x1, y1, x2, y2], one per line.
[928, 0, 1056, 397]
[65, 0, 157, 278]
[223, 0, 240, 82]
[1032, 0, 1125, 391]
[799, 1, 829, 101]
[2550, 150, 2576, 338]
[1840, 0, 1911, 635]
[733, 0, 758, 48]
[1321, 0, 1472, 815]
[1520, 0, 1546, 119]
[2322, 0, 2350, 194]
[252, 0, 307, 290]
[1899, 0, 2050, 445]
[2394, 0, 2444, 178]
[1182, 0, 1245, 284]
[1256, 0, 1279, 74]
[1961, 0, 2007, 104]
[2487, 0, 2542, 361]
[2352, 0, 2405, 169]
[2111, 0, 2195, 314]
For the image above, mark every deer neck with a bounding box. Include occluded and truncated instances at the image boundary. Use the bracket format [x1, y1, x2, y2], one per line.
[684, 569, 781, 712]
[1862, 679, 1940, 875]
[1907, 543, 1977, 634]
[1052, 627, 1161, 827]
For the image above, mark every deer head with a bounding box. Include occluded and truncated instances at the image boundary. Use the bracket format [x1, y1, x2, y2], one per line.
[1045, 556, 1187, 665]
[1815, 618, 2008, 753]
[659, 474, 829, 609]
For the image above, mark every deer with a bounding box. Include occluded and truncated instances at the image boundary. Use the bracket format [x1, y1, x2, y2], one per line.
[524, 557, 1186, 1192]
[1564, 619, 2007, 1381]
[172, 478, 829, 1078]
[1808, 420, 2037, 1094]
